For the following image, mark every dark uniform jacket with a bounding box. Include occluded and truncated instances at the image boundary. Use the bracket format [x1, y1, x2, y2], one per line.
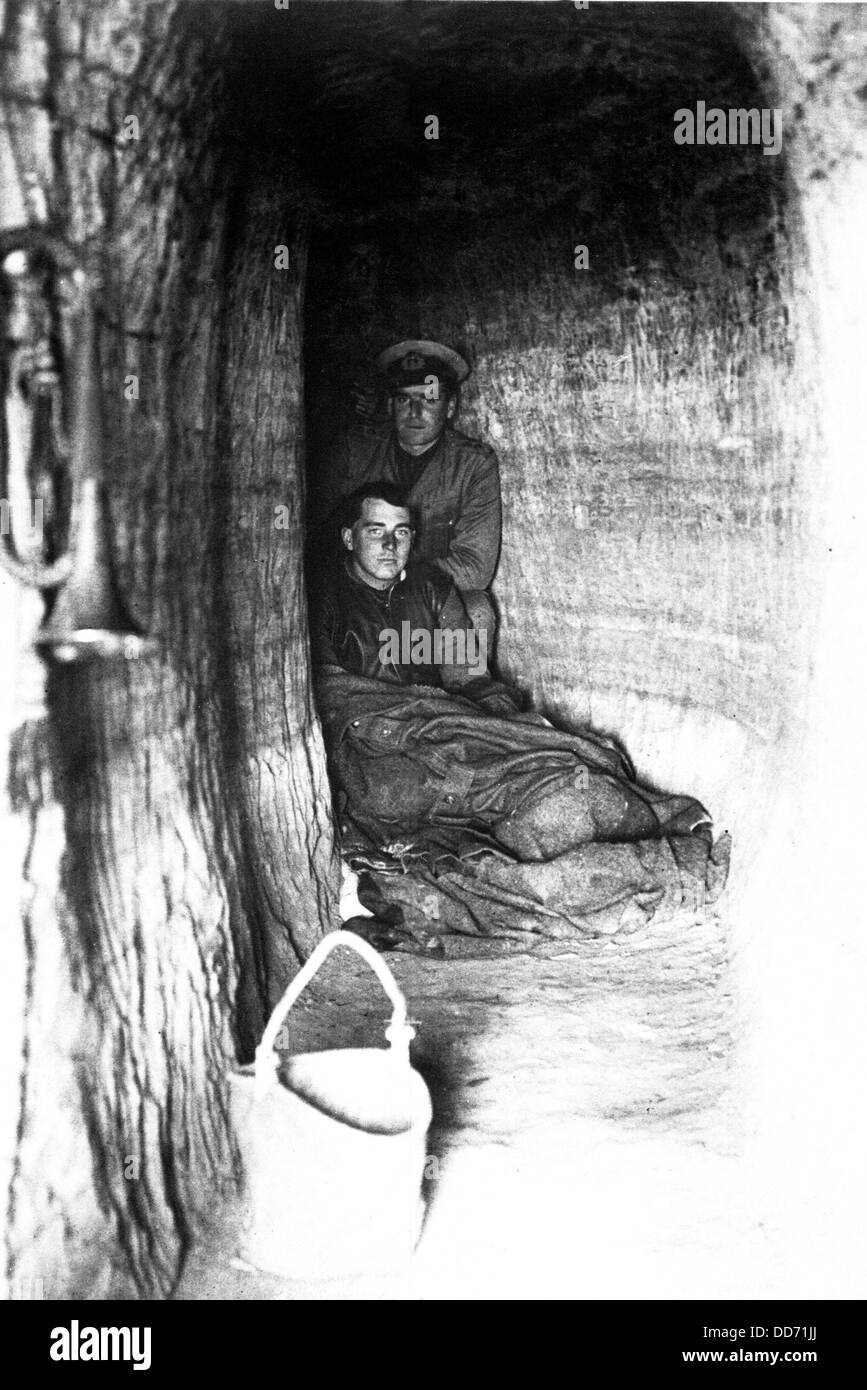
[319, 423, 501, 592]
[314, 557, 519, 713]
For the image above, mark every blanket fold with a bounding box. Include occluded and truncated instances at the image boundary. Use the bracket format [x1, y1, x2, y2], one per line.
[316, 665, 727, 940]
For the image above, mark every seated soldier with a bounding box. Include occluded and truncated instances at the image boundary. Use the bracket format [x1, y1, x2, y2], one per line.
[313, 481, 730, 952]
[315, 479, 517, 716]
[316, 339, 501, 647]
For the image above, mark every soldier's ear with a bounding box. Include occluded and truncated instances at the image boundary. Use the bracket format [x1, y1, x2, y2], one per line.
[446, 394, 457, 420]
[341, 526, 354, 551]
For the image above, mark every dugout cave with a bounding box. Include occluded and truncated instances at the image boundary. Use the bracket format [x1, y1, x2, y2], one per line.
[1, 0, 865, 1299]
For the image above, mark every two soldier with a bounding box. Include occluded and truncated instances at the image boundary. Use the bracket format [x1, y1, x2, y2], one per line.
[317, 338, 501, 645]
[311, 342, 730, 950]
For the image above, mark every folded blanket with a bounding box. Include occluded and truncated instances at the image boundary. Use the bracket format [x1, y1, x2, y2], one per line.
[315, 665, 728, 939]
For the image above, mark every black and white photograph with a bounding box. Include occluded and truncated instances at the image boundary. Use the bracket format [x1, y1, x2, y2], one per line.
[0, 0, 865, 1336]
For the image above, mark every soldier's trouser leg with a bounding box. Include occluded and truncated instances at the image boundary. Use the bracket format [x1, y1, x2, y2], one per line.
[493, 773, 658, 859]
[494, 772, 712, 863]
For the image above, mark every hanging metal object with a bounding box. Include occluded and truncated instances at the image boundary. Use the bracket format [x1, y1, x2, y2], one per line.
[0, 227, 158, 663]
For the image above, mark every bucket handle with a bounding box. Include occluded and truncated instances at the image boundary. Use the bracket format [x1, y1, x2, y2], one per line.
[254, 930, 415, 1096]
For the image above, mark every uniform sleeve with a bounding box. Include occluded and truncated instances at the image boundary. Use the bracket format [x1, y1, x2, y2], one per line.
[436, 445, 502, 591]
[311, 590, 341, 668]
[437, 584, 522, 713]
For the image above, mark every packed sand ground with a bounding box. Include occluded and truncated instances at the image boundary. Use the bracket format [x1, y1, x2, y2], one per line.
[171, 911, 787, 1301]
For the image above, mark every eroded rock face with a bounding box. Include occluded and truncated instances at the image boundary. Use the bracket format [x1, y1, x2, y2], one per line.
[0, 0, 337, 1296]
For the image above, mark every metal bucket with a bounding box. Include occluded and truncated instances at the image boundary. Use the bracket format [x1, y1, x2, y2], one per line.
[228, 931, 432, 1280]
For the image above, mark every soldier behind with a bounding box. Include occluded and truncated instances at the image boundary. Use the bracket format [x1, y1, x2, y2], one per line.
[316, 339, 501, 647]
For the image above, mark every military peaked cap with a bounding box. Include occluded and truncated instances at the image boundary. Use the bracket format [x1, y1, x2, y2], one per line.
[376, 339, 470, 390]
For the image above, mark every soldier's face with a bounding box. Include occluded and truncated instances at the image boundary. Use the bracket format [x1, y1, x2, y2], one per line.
[390, 384, 455, 452]
[342, 498, 413, 589]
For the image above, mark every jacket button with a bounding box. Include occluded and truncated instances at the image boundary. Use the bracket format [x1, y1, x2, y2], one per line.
[352, 720, 359, 727]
